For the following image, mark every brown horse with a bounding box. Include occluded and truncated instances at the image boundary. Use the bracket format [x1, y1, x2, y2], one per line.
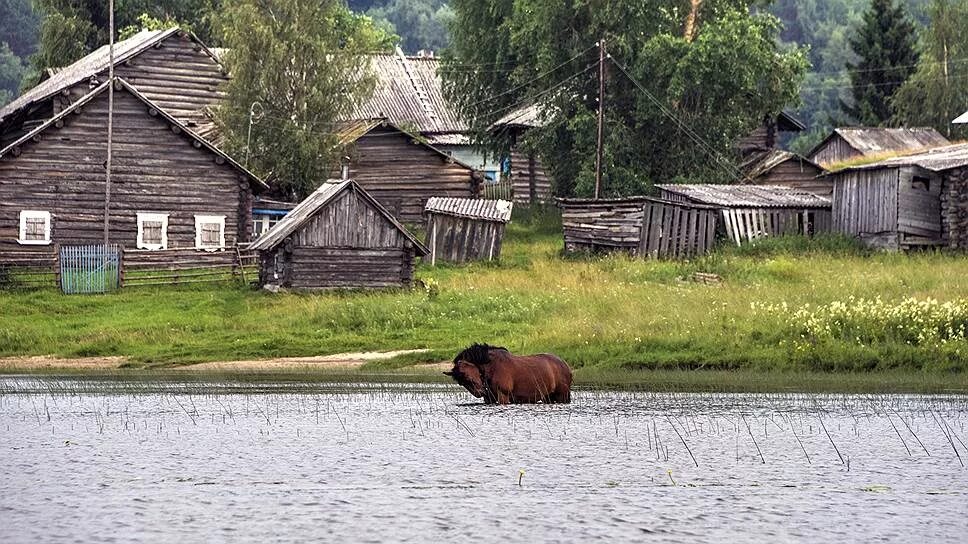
[444, 344, 572, 404]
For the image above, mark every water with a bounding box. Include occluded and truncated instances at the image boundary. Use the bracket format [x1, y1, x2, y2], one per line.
[1, 377, 967, 543]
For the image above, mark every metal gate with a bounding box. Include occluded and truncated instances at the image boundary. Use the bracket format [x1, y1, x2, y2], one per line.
[59, 244, 121, 294]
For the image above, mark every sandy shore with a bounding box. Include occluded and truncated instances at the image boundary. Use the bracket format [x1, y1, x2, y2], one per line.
[0, 349, 432, 371]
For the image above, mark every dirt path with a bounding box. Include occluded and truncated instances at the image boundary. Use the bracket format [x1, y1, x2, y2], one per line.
[0, 349, 432, 371]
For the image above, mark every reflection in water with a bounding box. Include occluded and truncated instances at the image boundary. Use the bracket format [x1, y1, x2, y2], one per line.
[0, 378, 966, 543]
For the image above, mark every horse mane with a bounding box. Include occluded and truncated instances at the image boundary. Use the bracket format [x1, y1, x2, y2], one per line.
[454, 343, 508, 365]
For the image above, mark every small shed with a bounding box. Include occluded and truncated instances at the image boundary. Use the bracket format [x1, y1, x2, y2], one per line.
[740, 149, 830, 196]
[249, 179, 428, 290]
[829, 143, 968, 250]
[656, 184, 832, 246]
[558, 196, 719, 259]
[489, 103, 554, 205]
[424, 198, 512, 264]
[807, 127, 950, 167]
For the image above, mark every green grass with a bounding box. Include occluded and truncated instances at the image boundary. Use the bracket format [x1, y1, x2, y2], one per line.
[2, 204, 968, 385]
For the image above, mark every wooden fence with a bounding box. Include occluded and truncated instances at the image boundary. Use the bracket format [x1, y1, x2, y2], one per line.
[559, 196, 719, 259]
[721, 208, 832, 246]
[0, 246, 258, 290]
[58, 244, 121, 294]
[481, 178, 514, 201]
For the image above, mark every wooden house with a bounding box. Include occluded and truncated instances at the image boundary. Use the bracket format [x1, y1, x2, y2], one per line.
[0, 28, 227, 145]
[829, 143, 968, 250]
[336, 119, 481, 223]
[735, 111, 806, 156]
[656, 184, 832, 245]
[424, 197, 512, 264]
[0, 79, 265, 266]
[252, 196, 297, 239]
[249, 179, 428, 290]
[807, 127, 949, 167]
[740, 149, 830, 196]
[558, 196, 719, 259]
[489, 104, 553, 205]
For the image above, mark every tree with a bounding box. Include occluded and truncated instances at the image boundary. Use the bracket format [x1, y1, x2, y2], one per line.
[839, 0, 919, 125]
[365, 0, 453, 52]
[215, 0, 394, 198]
[0, 43, 27, 105]
[892, 0, 968, 138]
[444, 0, 807, 198]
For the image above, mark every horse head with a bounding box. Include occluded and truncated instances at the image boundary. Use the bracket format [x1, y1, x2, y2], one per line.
[444, 359, 486, 398]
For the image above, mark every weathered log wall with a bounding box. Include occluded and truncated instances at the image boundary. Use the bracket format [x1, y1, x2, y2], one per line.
[509, 148, 552, 204]
[346, 126, 478, 223]
[942, 167, 968, 249]
[753, 160, 832, 196]
[0, 86, 251, 266]
[425, 214, 505, 264]
[809, 135, 860, 167]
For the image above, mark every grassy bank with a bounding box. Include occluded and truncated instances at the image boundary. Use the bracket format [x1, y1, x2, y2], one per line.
[2, 207, 968, 382]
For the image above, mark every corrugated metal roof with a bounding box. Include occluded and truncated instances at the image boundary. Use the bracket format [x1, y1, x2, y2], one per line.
[740, 149, 825, 179]
[826, 127, 950, 156]
[350, 48, 465, 135]
[0, 28, 190, 125]
[838, 142, 968, 173]
[425, 197, 512, 222]
[249, 179, 427, 254]
[655, 184, 831, 208]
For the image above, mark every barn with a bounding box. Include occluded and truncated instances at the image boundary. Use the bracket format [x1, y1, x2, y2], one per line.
[656, 184, 832, 245]
[424, 197, 512, 264]
[336, 119, 481, 223]
[0, 79, 265, 268]
[829, 143, 968, 250]
[739, 149, 830, 196]
[807, 127, 950, 167]
[249, 179, 428, 290]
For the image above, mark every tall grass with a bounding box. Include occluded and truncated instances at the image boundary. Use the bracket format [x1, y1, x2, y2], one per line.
[1, 207, 967, 373]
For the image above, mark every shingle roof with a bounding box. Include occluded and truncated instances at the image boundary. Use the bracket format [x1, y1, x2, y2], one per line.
[837, 142, 968, 173]
[812, 127, 950, 158]
[350, 49, 465, 135]
[249, 179, 427, 254]
[740, 149, 825, 179]
[0, 29, 197, 126]
[425, 197, 513, 222]
[655, 184, 831, 208]
[0, 78, 266, 191]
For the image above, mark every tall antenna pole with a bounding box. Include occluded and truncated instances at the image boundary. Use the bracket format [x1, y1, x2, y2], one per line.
[594, 38, 606, 199]
[103, 0, 114, 245]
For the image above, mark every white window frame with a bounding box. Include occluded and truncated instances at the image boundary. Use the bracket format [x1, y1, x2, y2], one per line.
[18, 210, 52, 245]
[136, 212, 169, 250]
[194, 215, 226, 251]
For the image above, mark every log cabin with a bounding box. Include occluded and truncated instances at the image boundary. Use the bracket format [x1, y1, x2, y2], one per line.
[0, 79, 265, 267]
[739, 149, 830, 196]
[250, 179, 428, 290]
[424, 197, 512, 265]
[489, 103, 553, 205]
[807, 127, 950, 168]
[734, 111, 806, 156]
[336, 119, 481, 223]
[829, 143, 968, 250]
[0, 28, 228, 146]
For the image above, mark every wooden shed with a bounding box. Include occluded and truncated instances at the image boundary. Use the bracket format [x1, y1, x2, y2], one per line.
[424, 197, 512, 264]
[249, 179, 428, 290]
[489, 104, 554, 205]
[735, 111, 806, 156]
[656, 184, 832, 246]
[739, 149, 830, 196]
[0, 78, 265, 268]
[807, 127, 949, 167]
[336, 119, 481, 223]
[558, 196, 719, 259]
[829, 143, 968, 250]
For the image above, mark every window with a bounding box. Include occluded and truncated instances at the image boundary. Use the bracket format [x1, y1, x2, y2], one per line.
[912, 176, 931, 191]
[18, 211, 51, 245]
[137, 212, 169, 250]
[252, 216, 283, 238]
[194, 215, 225, 250]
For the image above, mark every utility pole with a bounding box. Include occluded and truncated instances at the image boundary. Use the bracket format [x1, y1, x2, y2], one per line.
[103, 0, 115, 245]
[594, 38, 606, 199]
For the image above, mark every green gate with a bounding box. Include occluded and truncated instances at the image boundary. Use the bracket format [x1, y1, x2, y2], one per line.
[59, 245, 121, 294]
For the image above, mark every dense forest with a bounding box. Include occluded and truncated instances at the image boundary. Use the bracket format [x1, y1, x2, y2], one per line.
[0, 0, 962, 153]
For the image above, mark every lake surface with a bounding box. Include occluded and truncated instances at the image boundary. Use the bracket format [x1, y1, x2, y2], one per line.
[1, 377, 967, 543]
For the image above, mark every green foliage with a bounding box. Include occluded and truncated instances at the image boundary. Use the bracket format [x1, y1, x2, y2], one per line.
[838, 0, 919, 125]
[0, 0, 40, 58]
[363, 0, 452, 52]
[892, 0, 968, 139]
[214, 0, 394, 198]
[0, 42, 28, 105]
[119, 13, 183, 40]
[443, 1, 807, 198]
